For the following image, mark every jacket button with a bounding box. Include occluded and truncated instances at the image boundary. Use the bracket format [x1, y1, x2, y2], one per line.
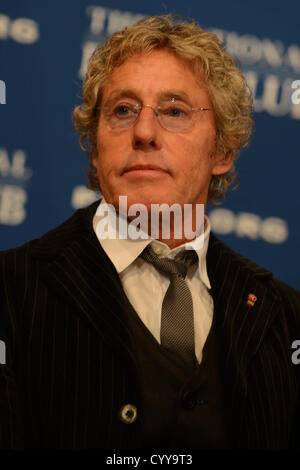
[119, 404, 137, 424]
[182, 391, 197, 410]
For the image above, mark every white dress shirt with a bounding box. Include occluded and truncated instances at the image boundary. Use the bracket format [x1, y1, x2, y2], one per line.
[93, 198, 214, 364]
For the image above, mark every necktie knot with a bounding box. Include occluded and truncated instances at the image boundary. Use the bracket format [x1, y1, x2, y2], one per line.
[140, 245, 197, 279]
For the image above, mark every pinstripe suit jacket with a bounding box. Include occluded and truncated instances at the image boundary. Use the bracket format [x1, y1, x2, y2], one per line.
[0, 201, 300, 449]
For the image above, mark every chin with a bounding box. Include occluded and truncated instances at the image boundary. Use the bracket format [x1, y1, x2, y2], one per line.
[105, 185, 180, 211]
[125, 192, 175, 210]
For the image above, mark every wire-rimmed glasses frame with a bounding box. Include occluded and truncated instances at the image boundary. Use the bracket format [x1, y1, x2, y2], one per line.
[102, 101, 213, 132]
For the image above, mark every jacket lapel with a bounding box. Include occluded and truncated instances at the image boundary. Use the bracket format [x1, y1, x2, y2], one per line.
[30, 201, 138, 366]
[207, 233, 281, 372]
[207, 234, 286, 447]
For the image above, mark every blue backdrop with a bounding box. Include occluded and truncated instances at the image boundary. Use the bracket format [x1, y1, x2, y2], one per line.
[0, 0, 299, 289]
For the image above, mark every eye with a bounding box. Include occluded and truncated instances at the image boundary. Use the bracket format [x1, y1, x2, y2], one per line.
[168, 106, 183, 117]
[161, 103, 190, 118]
[114, 104, 134, 117]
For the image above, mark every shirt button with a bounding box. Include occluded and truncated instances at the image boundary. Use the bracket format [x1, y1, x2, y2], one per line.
[152, 244, 164, 255]
[119, 404, 137, 424]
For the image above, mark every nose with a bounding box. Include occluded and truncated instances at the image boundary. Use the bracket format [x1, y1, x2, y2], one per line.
[132, 106, 162, 151]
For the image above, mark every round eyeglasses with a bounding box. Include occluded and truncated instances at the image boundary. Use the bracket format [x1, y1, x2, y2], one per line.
[102, 100, 213, 132]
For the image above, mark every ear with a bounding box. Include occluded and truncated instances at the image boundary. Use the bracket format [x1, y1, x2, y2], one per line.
[91, 151, 98, 169]
[212, 150, 234, 176]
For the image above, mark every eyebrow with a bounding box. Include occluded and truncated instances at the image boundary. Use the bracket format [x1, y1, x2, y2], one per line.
[103, 88, 193, 106]
[104, 89, 140, 105]
[157, 90, 192, 103]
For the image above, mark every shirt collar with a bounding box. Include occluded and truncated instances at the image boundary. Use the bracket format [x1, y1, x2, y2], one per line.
[93, 198, 211, 289]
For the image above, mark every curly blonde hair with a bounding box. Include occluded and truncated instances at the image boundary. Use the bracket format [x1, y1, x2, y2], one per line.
[73, 14, 254, 203]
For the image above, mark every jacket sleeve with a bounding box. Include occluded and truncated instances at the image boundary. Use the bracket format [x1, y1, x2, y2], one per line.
[0, 250, 24, 449]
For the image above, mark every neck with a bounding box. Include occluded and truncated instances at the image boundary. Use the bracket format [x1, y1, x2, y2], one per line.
[124, 203, 206, 249]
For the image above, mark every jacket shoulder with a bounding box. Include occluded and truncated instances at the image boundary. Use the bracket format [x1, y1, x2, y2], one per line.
[271, 277, 300, 313]
[209, 232, 300, 302]
[0, 200, 100, 265]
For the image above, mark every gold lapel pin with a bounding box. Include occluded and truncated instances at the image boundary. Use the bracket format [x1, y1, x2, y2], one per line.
[247, 293, 257, 307]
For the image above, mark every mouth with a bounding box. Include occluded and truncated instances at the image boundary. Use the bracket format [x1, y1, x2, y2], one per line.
[123, 164, 169, 174]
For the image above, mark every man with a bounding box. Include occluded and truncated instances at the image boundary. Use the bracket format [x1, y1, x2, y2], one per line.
[1, 15, 300, 450]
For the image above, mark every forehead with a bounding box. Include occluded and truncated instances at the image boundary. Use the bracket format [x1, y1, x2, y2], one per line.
[101, 49, 210, 104]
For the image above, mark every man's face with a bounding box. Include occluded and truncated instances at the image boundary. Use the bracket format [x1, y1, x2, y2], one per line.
[92, 49, 232, 212]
